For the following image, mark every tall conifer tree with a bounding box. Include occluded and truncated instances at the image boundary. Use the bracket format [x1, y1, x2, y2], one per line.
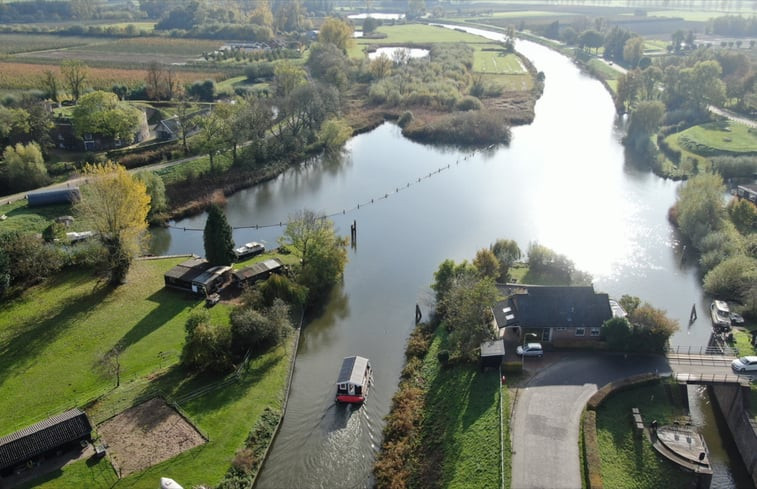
[203, 204, 235, 266]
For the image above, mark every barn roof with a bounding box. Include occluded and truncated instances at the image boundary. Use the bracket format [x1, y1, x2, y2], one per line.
[232, 258, 283, 281]
[164, 258, 210, 282]
[0, 409, 92, 471]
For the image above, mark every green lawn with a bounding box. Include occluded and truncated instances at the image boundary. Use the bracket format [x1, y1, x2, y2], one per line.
[356, 23, 489, 52]
[0, 199, 84, 236]
[474, 48, 526, 74]
[677, 121, 757, 155]
[595, 382, 695, 489]
[418, 329, 505, 489]
[2, 257, 297, 488]
[0, 257, 213, 432]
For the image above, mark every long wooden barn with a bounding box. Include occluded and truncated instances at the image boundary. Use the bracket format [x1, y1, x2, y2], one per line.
[0, 409, 92, 476]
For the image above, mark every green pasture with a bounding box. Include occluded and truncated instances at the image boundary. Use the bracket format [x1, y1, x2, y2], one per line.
[358, 23, 488, 47]
[595, 382, 694, 489]
[2, 256, 296, 488]
[644, 39, 669, 53]
[474, 49, 526, 74]
[155, 152, 233, 186]
[643, 9, 726, 21]
[663, 132, 708, 175]
[0, 33, 95, 55]
[0, 257, 213, 432]
[99, 22, 156, 32]
[677, 121, 757, 155]
[488, 10, 572, 18]
[0, 199, 87, 236]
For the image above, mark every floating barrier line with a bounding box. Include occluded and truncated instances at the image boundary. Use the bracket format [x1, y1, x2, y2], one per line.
[167, 149, 485, 232]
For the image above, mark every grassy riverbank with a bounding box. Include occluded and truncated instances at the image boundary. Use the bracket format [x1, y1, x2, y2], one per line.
[375, 325, 510, 489]
[0, 257, 296, 488]
[595, 382, 695, 489]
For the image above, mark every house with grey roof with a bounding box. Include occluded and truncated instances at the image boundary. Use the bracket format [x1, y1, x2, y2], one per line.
[493, 285, 613, 343]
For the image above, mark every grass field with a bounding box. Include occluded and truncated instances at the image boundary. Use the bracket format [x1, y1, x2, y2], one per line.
[357, 23, 489, 48]
[0, 33, 95, 55]
[474, 48, 526, 74]
[418, 329, 506, 489]
[1, 256, 297, 488]
[677, 121, 757, 155]
[0, 257, 216, 432]
[595, 382, 695, 489]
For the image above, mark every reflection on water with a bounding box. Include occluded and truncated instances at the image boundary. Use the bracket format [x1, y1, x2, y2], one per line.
[153, 36, 730, 487]
[688, 386, 754, 489]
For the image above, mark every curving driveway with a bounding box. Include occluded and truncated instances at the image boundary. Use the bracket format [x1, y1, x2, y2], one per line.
[510, 353, 672, 489]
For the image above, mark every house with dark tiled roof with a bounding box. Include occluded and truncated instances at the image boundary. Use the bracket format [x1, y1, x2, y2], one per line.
[0, 409, 92, 476]
[493, 285, 613, 343]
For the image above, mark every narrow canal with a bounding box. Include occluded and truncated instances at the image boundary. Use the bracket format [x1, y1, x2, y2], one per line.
[150, 34, 740, 488]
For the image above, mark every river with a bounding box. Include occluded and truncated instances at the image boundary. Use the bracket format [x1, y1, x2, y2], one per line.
[149, 34, 741, 488]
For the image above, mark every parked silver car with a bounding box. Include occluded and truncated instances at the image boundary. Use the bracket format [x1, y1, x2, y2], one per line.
[516, 342, 544, 357]
[731, 356, 757, 373]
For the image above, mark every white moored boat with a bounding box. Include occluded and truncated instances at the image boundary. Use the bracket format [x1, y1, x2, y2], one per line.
[335, 356, 372, 404]
[233, 241, 265, 261]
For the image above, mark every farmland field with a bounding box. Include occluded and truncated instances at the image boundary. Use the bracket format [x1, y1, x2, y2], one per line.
[676, 121, 757, 155]
[0, 33, 95, 55]
[17, 37, 222, 66]
[0, 61, 225, 90]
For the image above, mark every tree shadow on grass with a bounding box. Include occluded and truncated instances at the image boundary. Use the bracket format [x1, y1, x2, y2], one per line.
[417, 362, 498, 488]
[116, 289, 196, 349]
[0, 281, 114, 389]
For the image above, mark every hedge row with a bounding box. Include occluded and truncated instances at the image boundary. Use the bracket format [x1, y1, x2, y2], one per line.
[373, 321, 434, 489]
[656, 135, 682, 164]
[582, 411, 604, 489]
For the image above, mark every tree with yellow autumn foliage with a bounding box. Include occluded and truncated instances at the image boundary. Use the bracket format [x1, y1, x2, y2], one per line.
[75, 161, 150, 285]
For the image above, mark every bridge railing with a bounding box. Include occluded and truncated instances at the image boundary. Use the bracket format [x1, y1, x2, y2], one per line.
[666, 345, 739, 357]
[674, 373, 750, 385]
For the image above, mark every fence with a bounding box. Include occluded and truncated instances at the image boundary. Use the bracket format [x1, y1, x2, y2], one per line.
[666, 344, 739, 357]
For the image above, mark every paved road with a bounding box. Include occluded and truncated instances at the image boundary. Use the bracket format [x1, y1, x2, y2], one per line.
[511, 352, 685, 489]
[0, 151, 204, 205]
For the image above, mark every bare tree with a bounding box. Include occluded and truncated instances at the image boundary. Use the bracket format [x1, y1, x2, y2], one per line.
[61, 59, 88, 102]
[97, 342, 124, 388]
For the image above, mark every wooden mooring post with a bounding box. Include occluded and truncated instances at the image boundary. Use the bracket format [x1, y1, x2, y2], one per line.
[415, 304, 422, 324]
[350, 220, 357, 249]
[689, 303, 697, 324]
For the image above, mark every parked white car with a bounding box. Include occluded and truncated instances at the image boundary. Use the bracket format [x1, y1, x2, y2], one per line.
[731, 356, 757, 373]
[516, 342, 544, 357]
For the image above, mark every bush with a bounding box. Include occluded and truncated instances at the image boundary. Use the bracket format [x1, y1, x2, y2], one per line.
[711, 155, 757, 179]
[403, 111, 511, 146]
[230, 299, 293, 356]
[406, 328, 431, 359]
[457, 95, 482, 111]
[397, 110, 413, 128]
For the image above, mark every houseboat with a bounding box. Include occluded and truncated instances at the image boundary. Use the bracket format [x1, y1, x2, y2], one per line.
[335, 356, 372, 404]
[233, 242, 265, 261]
[711, 300, 732, 333]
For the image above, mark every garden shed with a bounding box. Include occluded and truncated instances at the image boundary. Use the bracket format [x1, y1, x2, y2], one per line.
[232, 258, 284, 287]
[0, 408, 92, 476]
[164, 257, 211, 293]
[480, 339, 505, 368]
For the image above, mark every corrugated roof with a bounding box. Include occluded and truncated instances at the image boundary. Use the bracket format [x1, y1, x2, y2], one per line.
[0, 409, 91, 471]
[164, 258, 210, 282]
[336, 356, 369, 386]
[232, 258, 283, 281]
